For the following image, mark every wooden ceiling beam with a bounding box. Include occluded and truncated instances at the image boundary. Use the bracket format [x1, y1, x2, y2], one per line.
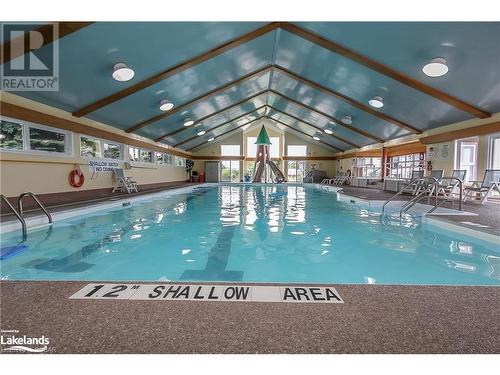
[0, 22, 94, 65]
[280, 22, 490, 119]
[187, 116, 264, 151]
[126, 64, 272, 133]
[268, 105, 361, 148]
[73, 22, 280, 117]
[269, 89, 385, 142]
[154, 90, 268, 142]
[173, 106, 266, 148]
[274, 65, 421, 134]
[266, 115, 343, 152]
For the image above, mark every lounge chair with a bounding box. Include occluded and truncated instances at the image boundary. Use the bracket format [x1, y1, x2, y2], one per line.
[112, 168, 138, 194]
[436, 169, 466, 199]
[463, 169, 500, 204]
[402, 170, 425, 195]
[415, 169, 444, 195]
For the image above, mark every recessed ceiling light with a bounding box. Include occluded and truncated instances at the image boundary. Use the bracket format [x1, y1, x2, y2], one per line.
[368, 96, 384, 109]
[183, 118, 194, 127]
[324, 129, 333, 135]
[422, 57, 449, 77]
[313, 136, 320, 141]
[112, 62, 134, 82]
[208, 137, 215, 142]
[197, 130, 206, 136]
[159, 99, 174, 112]
[341, 115, 352, 125]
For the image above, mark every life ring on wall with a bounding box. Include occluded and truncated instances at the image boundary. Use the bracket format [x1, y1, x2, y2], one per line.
[69, 169, 85, 188]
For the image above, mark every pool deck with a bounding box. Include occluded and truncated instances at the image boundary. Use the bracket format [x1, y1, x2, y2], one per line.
[336, 186, 500, 236]
[0, 281, 498, 354]
[0, 181, 199, 222]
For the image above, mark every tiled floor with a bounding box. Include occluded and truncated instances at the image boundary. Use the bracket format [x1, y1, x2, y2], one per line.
[1, 281, 498, 354]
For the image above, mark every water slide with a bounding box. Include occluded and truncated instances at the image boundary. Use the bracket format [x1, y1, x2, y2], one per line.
[266, 159, 285, 183]
[252, 125, 286, 183]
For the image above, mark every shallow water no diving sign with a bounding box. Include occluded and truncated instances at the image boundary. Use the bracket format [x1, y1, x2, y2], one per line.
[69, 283, 344, 304]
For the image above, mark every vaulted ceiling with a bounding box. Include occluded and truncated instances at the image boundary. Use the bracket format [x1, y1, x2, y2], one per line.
[2, 21, 499, 152]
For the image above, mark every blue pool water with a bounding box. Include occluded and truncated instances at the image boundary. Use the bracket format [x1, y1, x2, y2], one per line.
[0, 184, 499, 285]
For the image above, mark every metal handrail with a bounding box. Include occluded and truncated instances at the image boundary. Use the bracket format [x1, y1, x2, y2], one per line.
[399, 177, 439, 219]
[428, 177, 463, 213]
[1, 194, 27, 240]
[18, 192, 53, 224]
[381, 177, 424, 213]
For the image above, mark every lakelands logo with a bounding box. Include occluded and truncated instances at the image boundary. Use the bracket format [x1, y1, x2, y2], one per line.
[0, 329, 50, 353]
[1, 22, 59, 91]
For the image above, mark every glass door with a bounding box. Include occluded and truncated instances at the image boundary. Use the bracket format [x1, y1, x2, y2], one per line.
[220, 160, 240, 182]
[456, 138, 478, 182]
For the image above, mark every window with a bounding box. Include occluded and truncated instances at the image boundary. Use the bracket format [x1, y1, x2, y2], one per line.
[141, 149, 154, 163]
[165, 154, 173, 165]
[246, 137, 257, 157]
[287, 160, 306, 182]
[456, 138, 479, 182]
[29, 127, 67, 153]
[245, 161, 255, 179]
[221, 144, 240, 157]
[355, 157, 382, 178]
[221, 160, 240, 182]
[287, 145, 307, 157]
[270, 137, 280, 158]
[103, 142, 122, 160]
[128, 147, 140, 162]
[0, 117, 72, 155]
[488, 133, 500, 169]
[387, 153, 425, 179]
[80, 136, 102, 158]
[246, 137, 279, 158]
[156, 152, 165, 164]
[0, 120, 23, 150]
[80, 136, 123, 160]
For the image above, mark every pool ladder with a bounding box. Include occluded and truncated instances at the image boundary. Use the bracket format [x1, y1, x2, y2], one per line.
[1, 192, 52, 241]
[381, 177, 463, 221]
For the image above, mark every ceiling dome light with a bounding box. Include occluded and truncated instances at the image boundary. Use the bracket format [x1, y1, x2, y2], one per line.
[197, 130, 206, 136]
[422, 57, 449, 77]
[341, 115, 352, 125]
[324, 129, 333, 135]
[112, 62, 135, 82]
[208, 137, 215, 142]
[368, 96, 384, 109]
[312, 136, 320, 141]
[183, 118, 194, 127]
[159, 99, 174, 112]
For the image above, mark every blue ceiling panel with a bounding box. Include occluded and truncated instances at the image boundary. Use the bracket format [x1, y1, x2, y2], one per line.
[182, 108, 267, 151]
[267, 108, 347, 151]
[135, 73, 270, 141]
[275, 30, 476, 130]
[268, 91, 381, 148]
[270, 70, 409, 142]
[88, 31, 276, 128]
[296, 22, 500, 114]
[8, 22, 268, 113]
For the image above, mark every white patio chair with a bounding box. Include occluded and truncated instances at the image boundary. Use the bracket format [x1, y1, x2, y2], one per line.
[463, 169, 500, 204]
[112, 168, 138, 194]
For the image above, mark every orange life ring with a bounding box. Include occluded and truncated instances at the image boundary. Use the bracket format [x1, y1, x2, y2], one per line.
[69, 169, 85, 188]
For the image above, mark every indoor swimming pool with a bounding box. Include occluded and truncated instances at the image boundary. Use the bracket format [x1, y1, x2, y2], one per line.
[0, 184, 498, 285]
